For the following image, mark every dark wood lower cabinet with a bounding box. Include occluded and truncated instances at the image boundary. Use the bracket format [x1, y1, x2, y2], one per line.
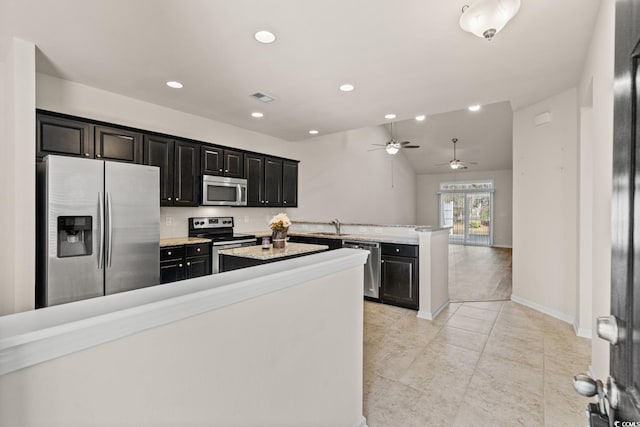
[160, 243, 211, 284]
[380, 244, 419, 310]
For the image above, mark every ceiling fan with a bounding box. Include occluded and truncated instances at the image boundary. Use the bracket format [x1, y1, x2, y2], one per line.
[437, 138, 477, 169]
[369, 122, 420, 155]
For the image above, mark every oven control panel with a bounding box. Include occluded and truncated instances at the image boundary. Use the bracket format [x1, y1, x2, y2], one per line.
[190, 217, 234, 229]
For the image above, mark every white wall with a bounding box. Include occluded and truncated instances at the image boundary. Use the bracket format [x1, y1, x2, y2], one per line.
[0, 263, 366, 427]
[0, 38, 36, 316]
[289, 127, 417, 225]
[512, 88, 579, 322]
[416, 169, 513, 247]
[36, 74, 417, 237]
[577, 0, 615, 379]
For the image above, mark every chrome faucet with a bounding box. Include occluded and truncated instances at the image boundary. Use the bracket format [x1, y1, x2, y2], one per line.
[330, 218, 341, 236]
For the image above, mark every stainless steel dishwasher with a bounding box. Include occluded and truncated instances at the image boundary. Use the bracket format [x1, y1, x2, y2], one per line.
[342, 240, 380, 299]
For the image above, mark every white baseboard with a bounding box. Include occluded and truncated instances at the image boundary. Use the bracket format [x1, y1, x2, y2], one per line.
[573, 321, 593, 339]
[417, 299, 450, 321]
[491, 244, 513, 249]
[352, 415, 368, 427]
[510, 295, 575, 325]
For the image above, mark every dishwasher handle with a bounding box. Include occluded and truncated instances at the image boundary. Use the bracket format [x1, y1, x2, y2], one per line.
[342, 240, 380, 250]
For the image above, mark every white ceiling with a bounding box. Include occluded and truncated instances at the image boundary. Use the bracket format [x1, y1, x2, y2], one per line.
[1, 0, 600, 171]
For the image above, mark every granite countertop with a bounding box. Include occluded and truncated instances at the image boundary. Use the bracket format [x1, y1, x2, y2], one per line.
[160, 237, 212, 247]
[219, 242, 329, 260]
[250, 230, 419, 245]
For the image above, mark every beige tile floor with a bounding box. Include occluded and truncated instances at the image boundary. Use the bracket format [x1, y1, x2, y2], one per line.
[363, 300, 592, 426]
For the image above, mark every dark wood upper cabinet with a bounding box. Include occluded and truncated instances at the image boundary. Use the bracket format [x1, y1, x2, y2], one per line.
[37, 113, 93, 159]
[245, 154, 265, 207]
[202, 146, 244, 178]
[264, 157, 283, 207]
[223, 149, 244, 178]
[94, 125, 142, 163]
[282, 161, 298, 208]
[201, 146, 224, 175]
[143, 135, 174, 206]
[173, 140, 200, 207]
[35, 110, 299, 209]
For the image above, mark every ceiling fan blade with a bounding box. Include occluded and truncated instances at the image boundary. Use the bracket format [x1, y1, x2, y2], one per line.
[434, 162, 449, 166]
[403, 145, 420, 148]
[399, 141, 413, 145]
[370, 144, 388, 147]
[367, 147, 386, 151]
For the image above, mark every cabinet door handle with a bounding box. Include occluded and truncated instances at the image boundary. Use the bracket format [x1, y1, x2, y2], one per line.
[176, 198, 180, 201]
[266, 201, 269, 204]
[179, 263, 183, 267]
[96, 154, 102, 158]
[168, 197, 172, 201]
[196, 248, 201, 252]
[219, 169, 223, 172]
[284, 201, 287, 204]
[396, 248, 400, 252]
[381, 260, 385, 263]
[85, 153, 90, 157]
[168, 251, 172, 255]
[187, 262, 191, 266]
[225, 169, 228, 173]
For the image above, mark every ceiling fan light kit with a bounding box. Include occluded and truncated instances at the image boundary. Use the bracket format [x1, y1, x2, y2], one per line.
[369, 122, 421, 155]
[459, 0, 521, 41]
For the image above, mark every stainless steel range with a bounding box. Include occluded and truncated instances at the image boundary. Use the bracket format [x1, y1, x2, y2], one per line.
[188, 217, 256, 273]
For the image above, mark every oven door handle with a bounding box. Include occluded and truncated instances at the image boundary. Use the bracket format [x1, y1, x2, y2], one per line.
[212, 238, 257, 246]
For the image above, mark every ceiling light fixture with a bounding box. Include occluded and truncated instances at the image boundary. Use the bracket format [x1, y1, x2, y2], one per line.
[415, 115, 426, 121]
[166, 81, 183, 89]
[251, 112, 264, 118]
[459, 0, 521, 41]
[309, 130, 319, 135]
[385, 114, 396, 120]
[254, 30, 276, 44]
[385, 143, 400, 155]
[339, 83, 355, 92]
[468, 104, 481, 112]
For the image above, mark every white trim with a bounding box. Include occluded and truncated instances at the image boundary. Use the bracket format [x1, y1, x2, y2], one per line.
[351, 415, 368, 427]
[491, 244, 513, 249]
[0, 249, 368, 376]
[417, 299, 450, 321]
[573, 320, 593, 339]
[510, 295, 575, 324]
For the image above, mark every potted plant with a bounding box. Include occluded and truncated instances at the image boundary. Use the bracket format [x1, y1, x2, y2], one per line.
[270, 213, 291, 249]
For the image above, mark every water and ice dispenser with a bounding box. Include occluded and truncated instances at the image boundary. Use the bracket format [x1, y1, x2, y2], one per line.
[57, 216, 92, 257]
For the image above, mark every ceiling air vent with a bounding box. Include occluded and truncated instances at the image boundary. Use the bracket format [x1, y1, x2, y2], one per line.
[250, 92, 276, 103]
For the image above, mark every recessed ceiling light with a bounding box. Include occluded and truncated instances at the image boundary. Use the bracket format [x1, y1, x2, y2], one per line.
[309, 130, 319, 135]
[468, 104, 481, 112]
[415, 115, 426, 121]
[385, 114, 396, 120]
[166, 81, 183, 89]
[339, 83, 355, 92]
[254, 30, 276, 44]
[251, 112, 264, 118]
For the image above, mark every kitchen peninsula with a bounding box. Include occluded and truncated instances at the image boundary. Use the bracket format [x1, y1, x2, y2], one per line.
[250, 221, 451, 320]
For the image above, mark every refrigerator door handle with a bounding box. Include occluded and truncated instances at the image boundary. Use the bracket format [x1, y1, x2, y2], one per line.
[98, 192, 104, 269]
[107, 192, 114, 268]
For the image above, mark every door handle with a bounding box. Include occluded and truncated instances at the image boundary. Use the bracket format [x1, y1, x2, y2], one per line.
[98, 192, 104, 269]
[237, 184, 242, 205]
[596, 315, 620, 345]
[107, 192, 114, 268]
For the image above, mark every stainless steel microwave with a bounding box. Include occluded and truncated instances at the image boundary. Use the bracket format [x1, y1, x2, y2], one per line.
[202, 175, 247, 206]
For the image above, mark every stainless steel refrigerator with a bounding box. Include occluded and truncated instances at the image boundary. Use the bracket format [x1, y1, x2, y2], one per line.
[36, 155, 160, 307]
